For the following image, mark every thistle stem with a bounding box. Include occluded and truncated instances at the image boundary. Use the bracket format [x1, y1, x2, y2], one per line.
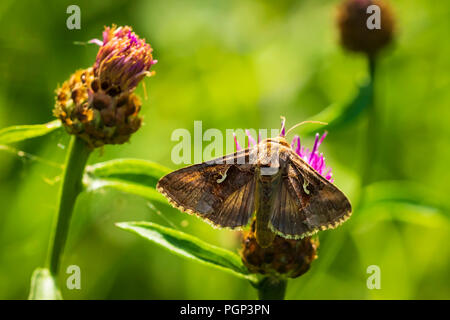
[47, 136, 91, 275]
[257, 277, 287, 300]
[362, 55, 377, 185]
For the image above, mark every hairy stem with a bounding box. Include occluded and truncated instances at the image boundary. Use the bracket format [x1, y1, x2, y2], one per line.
[47, 136, 91, 275]
[257, 277, 287, 300]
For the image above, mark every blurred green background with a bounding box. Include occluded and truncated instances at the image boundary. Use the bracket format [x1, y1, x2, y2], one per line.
[0, 0, 449, 299]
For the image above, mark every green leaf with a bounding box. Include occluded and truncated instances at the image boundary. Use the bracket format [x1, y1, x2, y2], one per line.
[117, 221, 256, 282]
[0, 120, 62, 144]
[355, 180, 450, 228]
[84, 159, 172, 204]
[362, 180, 449, 212]
[86, 158, 171, 181]
[297, 81, 372, 136]
[28, 268, 62, 300]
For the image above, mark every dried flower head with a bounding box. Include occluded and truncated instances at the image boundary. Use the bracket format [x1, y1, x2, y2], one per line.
[54, 25, 155, 148]
[240, 220, 319, 278]
[337, 0, 395, 56]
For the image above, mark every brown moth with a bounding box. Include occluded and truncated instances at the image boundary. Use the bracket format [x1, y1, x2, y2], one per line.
[157, 132, 352, 248]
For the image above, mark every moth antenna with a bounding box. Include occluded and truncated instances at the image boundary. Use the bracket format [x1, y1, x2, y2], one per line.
[285, 120, 328, 136]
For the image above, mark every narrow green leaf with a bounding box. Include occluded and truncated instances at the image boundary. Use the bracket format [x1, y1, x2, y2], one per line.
[86, 158, 171, 181]
[0, 120, 61, 144]
[86, 178, 168, 203]
[117, 221, 256, 282]
[356, 181, 450, 228]
[362, 180, 449, 213]
[28, 268, 62, 300]
[84, 159, 172, 203]
[297, 81, 372, 136]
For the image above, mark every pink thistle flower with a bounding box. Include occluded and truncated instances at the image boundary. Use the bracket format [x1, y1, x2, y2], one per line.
[55, 25, 157, 148]
[91, 25, 156, 93]
[233, 133, 242, 151]
[291, 132, 334, 183]
[234, 120, 334, 182]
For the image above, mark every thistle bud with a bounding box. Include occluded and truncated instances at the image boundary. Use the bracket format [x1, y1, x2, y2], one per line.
[53, 25, 155, 148]
[93, 25, 156, 93]
[337, 0, 395, 56]
[240, 220, 319, 279]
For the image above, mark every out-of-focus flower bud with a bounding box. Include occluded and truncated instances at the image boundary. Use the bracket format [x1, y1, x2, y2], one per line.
[337, 0, 395, 56]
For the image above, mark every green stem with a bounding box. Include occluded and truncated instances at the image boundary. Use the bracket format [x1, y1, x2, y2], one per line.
[257, 277, 287, 300]
[362, 55, 377, 186]
[47, 136, 91, 275]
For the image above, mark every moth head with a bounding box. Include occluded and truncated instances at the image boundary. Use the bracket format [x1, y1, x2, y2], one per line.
[254, 137, 290, 177]
[264, 136, 290, 148]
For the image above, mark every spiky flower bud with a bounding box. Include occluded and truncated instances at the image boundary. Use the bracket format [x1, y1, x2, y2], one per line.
[54, 25, 155, 148]
[240, 220, 319, 279]
[92, 25, 156, 93]
[337, 0, 395, 56]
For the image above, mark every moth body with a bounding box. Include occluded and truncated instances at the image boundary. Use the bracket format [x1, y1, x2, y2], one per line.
[254, 165, 280, 248]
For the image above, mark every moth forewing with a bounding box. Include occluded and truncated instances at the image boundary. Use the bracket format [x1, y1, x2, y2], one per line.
[267, 147, 352, 239]
[156, 147, 257, 229]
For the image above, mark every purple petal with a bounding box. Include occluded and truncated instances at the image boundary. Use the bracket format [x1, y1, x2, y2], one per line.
[280, 118, 286, 137]
[233, 133, 242, 151]
[317, 154, 324, 174]
[310, 133, 320, 159]
[318, 131, 328, 146]
[245, 129, 256, 147]
[291, 135, 301, 156]
[89, 39, 103, 46]
[325, 169, 333, 180]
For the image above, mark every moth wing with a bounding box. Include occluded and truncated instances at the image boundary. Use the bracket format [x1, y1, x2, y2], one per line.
[270, 150, 352, 239]
[270, 178, 312, 238]
[157, 149, 257, 228]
